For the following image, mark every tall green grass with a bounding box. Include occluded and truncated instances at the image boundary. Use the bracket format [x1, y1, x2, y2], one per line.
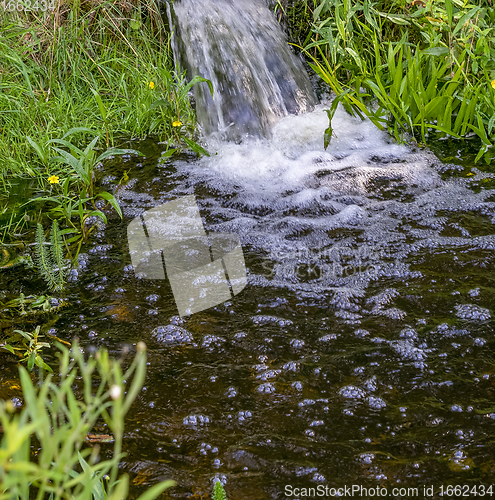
[288, 0, 495, 159]
[0, 0, 199, 183]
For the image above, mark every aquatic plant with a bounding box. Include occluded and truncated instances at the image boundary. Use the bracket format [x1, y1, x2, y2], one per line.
[0, 340, 176, 499]
[34, 220, 67, 292]
[2, 325, 53, 373]
[212, 480, 227, 500]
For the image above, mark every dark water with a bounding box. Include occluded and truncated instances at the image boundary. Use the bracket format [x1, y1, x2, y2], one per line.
[2, 109, 495, 498]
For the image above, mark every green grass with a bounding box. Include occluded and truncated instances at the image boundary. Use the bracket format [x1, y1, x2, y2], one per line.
[0, 0, 201, 183]
[285, 0, 495, 158]
[0, 0, 214, 246]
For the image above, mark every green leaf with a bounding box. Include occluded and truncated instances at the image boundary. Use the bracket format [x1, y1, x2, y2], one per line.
[35, 355, 53, 373]
[149, 99, 169, 111]
[378, 12, 410, 25]
[453, 7, 480, 36]
[324, 125, 333, 150]
[48, 138, 84, 157]
[78, 451, 106, 500]
[86, 211, 108, 224]
[183, 137, 210, 157]
[184, 76, 214, 99]
[161, 148, 178, 158]
[91, 88, 108, 121]
[62, 127, 96, 139]
[135, 481, 176, 500]
[52, 148, 88, 184]
[98, 191, 123, 219]
[445, 0, 453, 26]
[421, 47, 450, 56]
[26, 136, 48, 164]
[2, 343, 15, 355]
[95, 148, 142, 165]
[27, 351, 36, 371]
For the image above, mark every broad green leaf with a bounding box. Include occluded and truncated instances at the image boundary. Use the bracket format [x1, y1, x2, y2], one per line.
[98, 191, 123, 219]
[453, 7, 480, 36]
[86, 210, 108, 224]
[183, 137, 210, 157]
[62, 127, 96, 139]
[149, 99, 169, 110]
[135, 481, 176, 500]
[421, 47, 449, 56]
[26, 136, 47, 163]
[52, 148, 88, 184]
[95, 148, 142, 165]
[184, 76, 214, 98]
[445, 0, 453, 26]
[91, 89, 108, 121]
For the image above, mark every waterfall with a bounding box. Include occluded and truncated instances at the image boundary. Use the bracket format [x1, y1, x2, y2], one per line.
[169, 0, 317, 142]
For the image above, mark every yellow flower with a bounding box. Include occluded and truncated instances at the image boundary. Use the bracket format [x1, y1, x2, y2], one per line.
[48, 175, 59, 184]
[172, 120, 182, 127]
[148, 81, 155, 90]
[491, 79, 495, 90]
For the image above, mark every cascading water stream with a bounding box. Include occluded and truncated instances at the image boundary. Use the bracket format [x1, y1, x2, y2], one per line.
[168, 0, 317, 141]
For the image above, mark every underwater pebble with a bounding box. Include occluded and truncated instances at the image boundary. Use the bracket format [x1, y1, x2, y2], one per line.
[225, 387, 237, 398]
[318, 333, 337, 342]
[390, 339, 428, 363]
[399, 328, 418, 340]
[202, 335, 226, 349]
[290, 339, 305, 349]
[252, 315, 293, 327]
[474, 338, 486, 346]
[468, 288, 480, 297]
[309, 420, 324, 427]
[354, 329, 370, 338]
[283, 361, 300, 372]
[375, 307, 407, 320]
[238, 411, 252, 422]
[335, 310, 362, 324]
[299, 399, 316, 407]
[368, 396, 386, 409]
[363, 377, 377, 392]
[292, 381, 303, 391]
[256, 369, 281, 381]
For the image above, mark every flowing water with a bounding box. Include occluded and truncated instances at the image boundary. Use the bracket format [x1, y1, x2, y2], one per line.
[2, 2, 495, 499]
[169, 0, 316, 141]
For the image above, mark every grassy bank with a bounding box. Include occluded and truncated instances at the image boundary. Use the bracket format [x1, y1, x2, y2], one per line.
[0, 0, 196, 175]
[0, 0, 213, 245]
[281, 0, 495, 160]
